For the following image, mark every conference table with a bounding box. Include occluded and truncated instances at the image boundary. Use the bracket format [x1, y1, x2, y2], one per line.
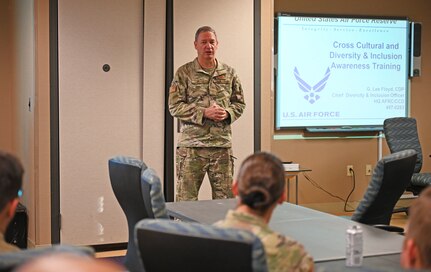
[166, 199, 405, 271]
[285, 168, 311, 204]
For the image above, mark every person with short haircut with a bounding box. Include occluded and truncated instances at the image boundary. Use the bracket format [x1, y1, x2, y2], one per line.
[401, 186, 431, 270]
[169, 25, 246, 201]
[215, 152, 314, 272]
[0, 151, 24, 253]
[15, 253, 124, 272]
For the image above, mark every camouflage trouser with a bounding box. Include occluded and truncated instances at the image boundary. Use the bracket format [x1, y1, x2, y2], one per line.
[175, 147, 234, 201]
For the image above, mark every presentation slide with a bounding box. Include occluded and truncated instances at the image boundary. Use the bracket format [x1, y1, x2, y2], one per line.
[275, 15, 410, 130]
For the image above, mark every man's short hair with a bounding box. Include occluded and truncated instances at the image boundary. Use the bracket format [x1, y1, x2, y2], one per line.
[0, 151, 23, 210]
[194, 26, 217, 41]
[406, 186, 431, 268]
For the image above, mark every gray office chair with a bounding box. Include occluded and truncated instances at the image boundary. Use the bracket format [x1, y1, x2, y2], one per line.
[108, 156, 168, 272]
[352, 149, 417, 232]
[384, 117, 431, 196]
[134, 218, 268, 272]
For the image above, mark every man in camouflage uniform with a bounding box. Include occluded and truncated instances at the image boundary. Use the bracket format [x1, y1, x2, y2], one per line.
[215, 152, 314, 271]
[169, 26, 245, 201]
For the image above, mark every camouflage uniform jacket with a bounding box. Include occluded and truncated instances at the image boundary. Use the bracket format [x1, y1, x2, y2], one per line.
[215, 210, 314, 272]
[169, 58, 246, 148]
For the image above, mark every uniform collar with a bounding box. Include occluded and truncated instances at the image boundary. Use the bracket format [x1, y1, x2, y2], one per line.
[226, 209, 268, 228]
[193, 58, 227, 76]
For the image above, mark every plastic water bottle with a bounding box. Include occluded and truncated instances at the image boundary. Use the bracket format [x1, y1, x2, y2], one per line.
[346, 225, 363, 267]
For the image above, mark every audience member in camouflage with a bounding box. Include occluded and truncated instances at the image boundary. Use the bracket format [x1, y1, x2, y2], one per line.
[169, 26, 245, 201]
[215, 152, 314, 272]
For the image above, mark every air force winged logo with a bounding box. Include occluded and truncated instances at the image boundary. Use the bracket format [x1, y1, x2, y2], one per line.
[293, 67, 331, 104]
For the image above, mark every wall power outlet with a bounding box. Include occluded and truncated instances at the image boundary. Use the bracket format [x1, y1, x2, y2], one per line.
[366, 164, 372, 176]
[347, 165, 354, 176]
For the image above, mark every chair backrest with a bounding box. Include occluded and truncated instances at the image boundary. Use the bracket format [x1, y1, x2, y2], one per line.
[383, 117, 423, 173]
[352, 149, 417, 225]
[134, 219, 268, 272]
[108, 156, 168, 272]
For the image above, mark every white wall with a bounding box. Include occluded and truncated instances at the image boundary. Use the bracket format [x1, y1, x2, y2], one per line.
[45, 0, 255, 245]
[142, 0, 166, 182]
[10, 0, 37, 247]
[173, 0, 255, 199]
[58, 0, 143, 245]
[0, 0, 14, 152]
[0, 0, 264, 246]
[2, 0, 54, 247]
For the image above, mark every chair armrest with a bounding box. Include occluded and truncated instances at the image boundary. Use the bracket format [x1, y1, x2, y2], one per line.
[372, 224, 404, 234]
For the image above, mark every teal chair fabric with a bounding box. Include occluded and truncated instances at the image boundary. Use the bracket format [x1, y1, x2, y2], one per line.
[135, 218, 268, 272]
[352, 149, 417, 226]
[141, 168, 168, 219]
[108, 156, 168, 272]
[384, 117, 431, 194]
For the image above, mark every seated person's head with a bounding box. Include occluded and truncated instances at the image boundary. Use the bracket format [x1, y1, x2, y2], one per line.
[234, 152, 285, 215]
[0, 151, 24, 232]
[16, 253, 124, 272]
[401, 186, 431, 270]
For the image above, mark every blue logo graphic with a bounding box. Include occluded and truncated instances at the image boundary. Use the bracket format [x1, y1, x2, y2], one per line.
[293, 67, 331, 104]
